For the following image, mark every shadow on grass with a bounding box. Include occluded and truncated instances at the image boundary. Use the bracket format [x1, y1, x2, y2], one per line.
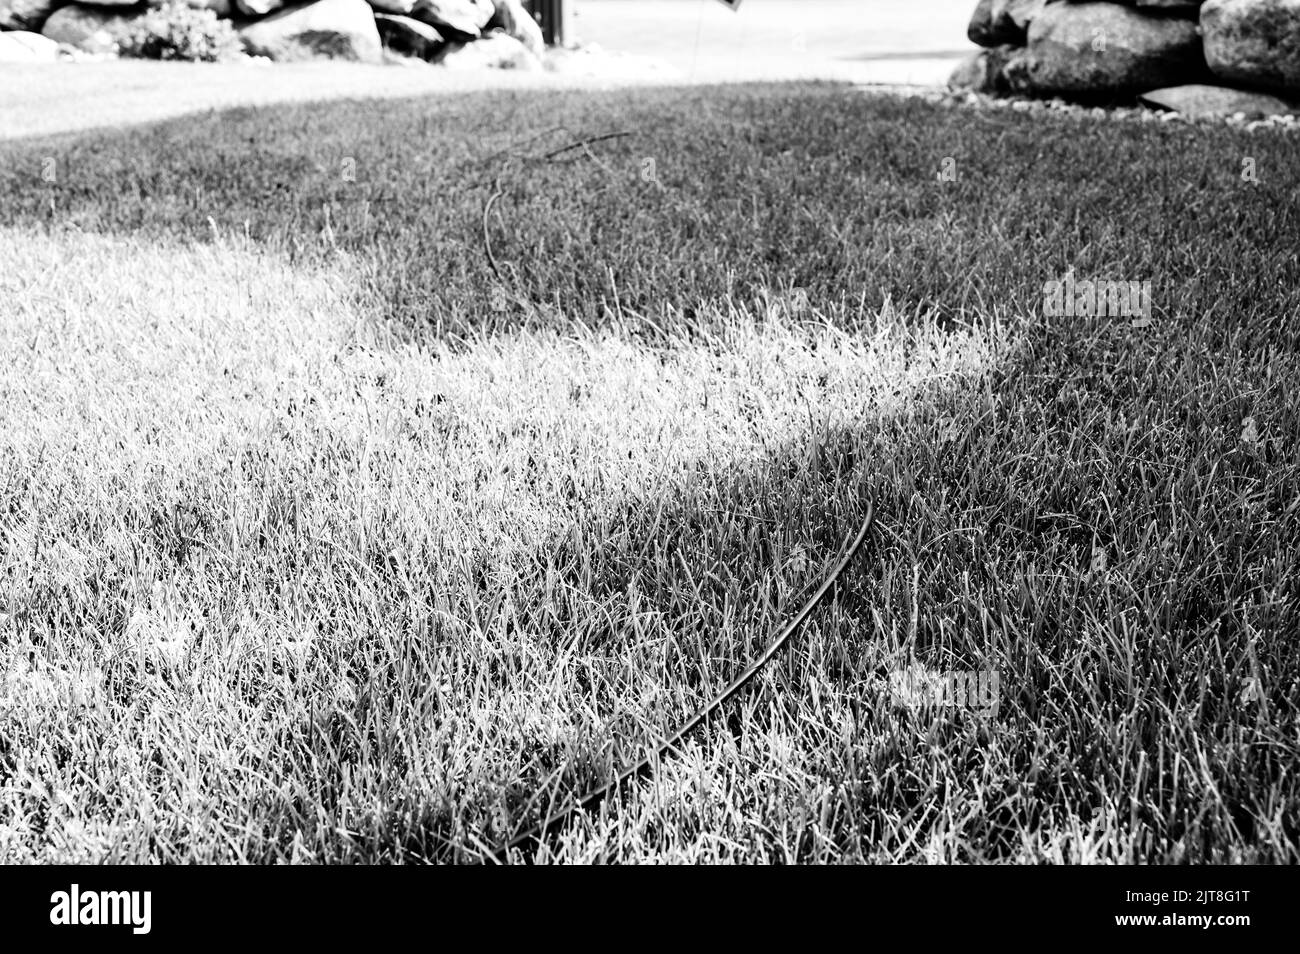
[2, 83, 1299, 340]
[230, 383, 1300, 865]
[251, 365, 1299, 863]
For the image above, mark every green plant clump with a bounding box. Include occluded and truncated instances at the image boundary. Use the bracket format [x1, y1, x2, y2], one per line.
[116, 2, 245, 63]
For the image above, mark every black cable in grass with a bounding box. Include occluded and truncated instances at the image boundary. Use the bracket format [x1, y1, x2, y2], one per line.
[473, 124, 571, 168]
[480, 129, 636, 317]
[537, 130, 634, 163]
[495, 495, 877, 863]
[473, 127, 632, 169]
[483, 188, 506, 283]
[482, 186, 545, 327]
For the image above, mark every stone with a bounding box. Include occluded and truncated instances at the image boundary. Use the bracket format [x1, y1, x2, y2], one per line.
[1004, 1, 1208, 96]
[374, 12, 443, 58]
[407, 0, 493, 40]
[365, 0, 414, 13]
[235, 0, 285, 15]
[41, 4, 142, 53]
[434, 29, 539, 69]
[1201, 0, 1300, 94]
[0, 28, 60, 61]
[0, 0, 63, 32]
[238, 0, 383, 63]
[1139, 82, 1297, 115]
[968, 0, 1050, 47]
[948, 44, 1017, 92]
[486, 0, 542, 56]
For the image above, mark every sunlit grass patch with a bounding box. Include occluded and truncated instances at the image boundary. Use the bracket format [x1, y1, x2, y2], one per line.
[0, 225, 1006, 862]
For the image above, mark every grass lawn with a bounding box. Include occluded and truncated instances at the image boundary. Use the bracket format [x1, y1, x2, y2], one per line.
[1, 83, 1298, 863]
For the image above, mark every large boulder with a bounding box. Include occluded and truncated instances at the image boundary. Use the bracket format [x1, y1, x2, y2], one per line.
[0, 28, 60, 61]
[968, 0, 1050, 46]
[406, 0, 493, 39]
[0, 0, 63, 32]
[374, 12, 443, 58]
[1139, 82, 1297, 115]
[238, 0, 383, 62]
[1004, 1, 1208, 95]
[41, 4, 142, 53]
[486, 0, 542, 55]
[948, 43, 1017, 92]
[1201, 0, 1300, 94]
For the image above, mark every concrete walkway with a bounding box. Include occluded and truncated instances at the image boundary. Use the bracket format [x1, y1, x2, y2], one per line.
[574, 0, 976, 85]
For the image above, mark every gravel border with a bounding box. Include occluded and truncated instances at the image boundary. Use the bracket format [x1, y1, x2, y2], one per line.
[854, 83, 1300, 133]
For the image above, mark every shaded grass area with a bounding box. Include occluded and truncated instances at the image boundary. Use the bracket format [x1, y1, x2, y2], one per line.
[1, 84, 1298, 862]
[6, 85, 1298, 336]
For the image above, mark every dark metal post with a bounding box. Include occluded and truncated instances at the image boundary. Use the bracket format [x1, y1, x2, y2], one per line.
[524, 0, 572, 48]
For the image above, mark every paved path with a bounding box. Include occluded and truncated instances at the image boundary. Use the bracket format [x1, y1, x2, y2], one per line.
[574, 0, 975, 85]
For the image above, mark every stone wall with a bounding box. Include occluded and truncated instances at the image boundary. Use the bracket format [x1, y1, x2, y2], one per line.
[0, 0, 545, 66]
[952, 0, 1300, 116]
